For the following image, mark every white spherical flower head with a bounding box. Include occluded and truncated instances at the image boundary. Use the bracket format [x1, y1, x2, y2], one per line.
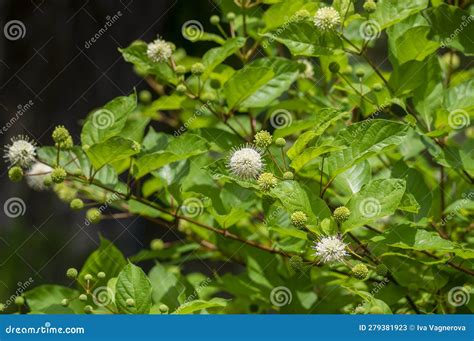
[312, 235, 348, 264]
[26, 162, 53, 191]
[314, 7, 341, 32]
[3, 135, 36, 168]
[228, 145, 264, 179]
[147, 38, 173, 63]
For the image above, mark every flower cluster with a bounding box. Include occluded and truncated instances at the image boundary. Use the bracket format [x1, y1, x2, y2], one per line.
[312, 236, 348, 264]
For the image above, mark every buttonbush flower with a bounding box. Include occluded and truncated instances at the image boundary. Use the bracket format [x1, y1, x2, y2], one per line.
[228, 145, 264, 179]
[26, 162, 52, 191]
[291, 211, 308, 228]
[147, 38, 173, 63]
[3, 135, 36, 168]
[333, 206, 351, 223]
[254, 130, 272, 149]
[8, 166, 23, 182]
[312, 235, 348, 264]
[51, 167, 67, 184]
[289, 255, 304, 271]
[257, 172, 278, 191]
[352, 263, 369, 280]
[314, 7, 341, 32]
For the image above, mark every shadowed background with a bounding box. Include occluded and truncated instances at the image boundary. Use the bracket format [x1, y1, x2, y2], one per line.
[0, 0, 221, 308]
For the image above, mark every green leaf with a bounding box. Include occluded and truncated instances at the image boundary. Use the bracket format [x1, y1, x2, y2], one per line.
[333, 160, 371, 194]
[173, 298, 228, 314]
[134, 134, 208, 178]
[372, 0, 429, 29]
[291, 145, 343, 172]
[342, 179, 406, 232]
[86, 136, 140, 170]
[262, 0, 317, 32]
[115, 263, 153, 314]
[120, 41, 178, 83]
[24, 285, 84, 314]
[148, 263, 186, 310]
[262, 21, 343, 57]
[202, 37, 246, 77]
[81, 93, 137, 146]
[223, 57, 300, 109]
[327, 120, 410, 177]
[78, 237, 127, 289]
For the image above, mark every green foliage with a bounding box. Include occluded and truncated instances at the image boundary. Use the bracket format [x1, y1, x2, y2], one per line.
[15, 0, 474, 315]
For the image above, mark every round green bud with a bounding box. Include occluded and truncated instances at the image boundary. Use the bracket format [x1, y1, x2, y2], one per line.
[84, 274, 93, 281]
[126, 298, 135, 307]
[351, 263, 369, 280]
[43, 176, 53, 187]
[61, 299, 69, 307]
[97, 272, 106, 279]
[254, 130, 272, 149]
[375, 264, 388, 277]
[14, 296, 25, 306]
[175, 65, 186, 75]
[150, 239, 165, 251]
[8, 166, 23, 182]
[201, 92, 216, 102]
[226, 12, 236, 21]
[372, 83, 383, 92]
[210, 78, 221, 89]
[275, 137, 286, 147]
[329, 61, 340, 73]
[191, 63, 205, 75]
[51, 167, 67, 184]
[84, 305, 93, 314]
[58, 136, 74, 150]
[333, 206, 351, 223]
[70, 198, 84, 211]
[159, 304, 169, 313]
[79, 294, 88, 302]
[441, 52, 460, 70]
[363, 1, 377, 13]
[86, 208, 102, 224]
[283, 171, 294, 180]
[210, 15, 220, 25]
[66, 267, 78, 279]
[291, 211, 307, 229]
[289, 255, 304, 271]
[176, 84, 187, 95]
[257, 172, 278, 192]
[52, 125, 71, 144]
[139, 90, 152, 103]
[355, 68, 365, 78]
[369, 306, 383, 314]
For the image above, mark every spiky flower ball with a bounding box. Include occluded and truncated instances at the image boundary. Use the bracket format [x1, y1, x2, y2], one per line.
[375, 264, 388, 277]
[175, 65, 186, 75]
[86, 208, 102, 224]
[352, 263, 369, 280]
[257, 172, 278, 191]
[3, 135, 36, 168]
[228, 145, 264, 179]
[26, 162, 53, 191]
[66, 267, 78, 279]
[289, 255, 304, 271]
[8, 166, 23, 182]
[51, 167, 67, 184]
[283, 171, 294, 180]
[291, 211, 308, 228]
[298, 59, 315, 79]
[147, 38, 173, 63]
[52, 125, 71, 145]
[70, 198, 84, 211]
[314, 7, 341, 32]
[275, 137, 286, 147]
[254, 130, 272, 149]
[363, 0, 377, 13]
[191, 63, 205, 75]
[312, 235, 348, 264]
[333, 206, 351, 223]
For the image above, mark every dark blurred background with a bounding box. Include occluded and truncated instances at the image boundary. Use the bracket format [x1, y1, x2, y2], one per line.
[0, 0, 219, 306]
